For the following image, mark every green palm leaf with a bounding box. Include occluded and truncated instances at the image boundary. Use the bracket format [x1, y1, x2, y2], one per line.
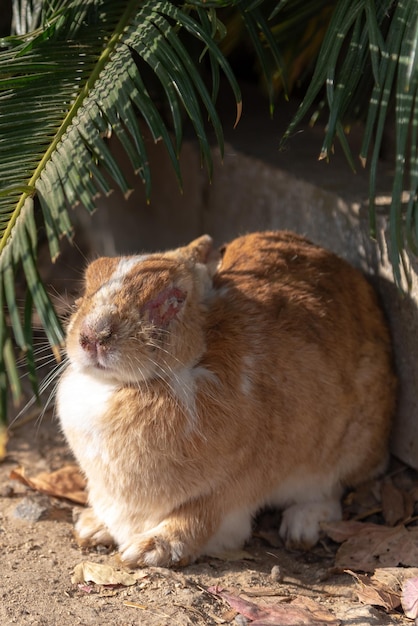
[280, 0, 418, 288]
[0, 0, 249, 430]
[0, 0, 286, 435]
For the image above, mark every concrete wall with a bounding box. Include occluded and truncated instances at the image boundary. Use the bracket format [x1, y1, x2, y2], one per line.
[76, 103, 418, 470]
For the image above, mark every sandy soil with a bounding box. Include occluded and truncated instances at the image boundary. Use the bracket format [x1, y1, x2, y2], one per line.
[0, 410, 411, 626]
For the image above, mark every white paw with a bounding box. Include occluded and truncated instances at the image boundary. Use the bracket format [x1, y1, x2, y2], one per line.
[120, 526, 188, 567]
[75, 508, 114, 547]
[203, 508, 253, 555]
[279, 500, 342, 549]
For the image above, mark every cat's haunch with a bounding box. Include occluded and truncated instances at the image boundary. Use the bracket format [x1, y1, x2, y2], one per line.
[57, 231, 396, 567]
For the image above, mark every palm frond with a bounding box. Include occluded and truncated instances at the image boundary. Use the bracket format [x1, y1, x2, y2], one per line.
[280, 0, 418, 288]
[0, 0, 251, 427]
[0, 0, 287, 431]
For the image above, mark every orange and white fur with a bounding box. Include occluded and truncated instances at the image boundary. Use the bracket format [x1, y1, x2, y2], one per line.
[57, 231, 396, 567]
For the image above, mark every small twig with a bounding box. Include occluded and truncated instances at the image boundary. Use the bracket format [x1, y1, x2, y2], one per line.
[173, 602, 206, 621]
[243, 589, 294, 600]
[352, 507, 382, 521]
[123, 600, 175, 620]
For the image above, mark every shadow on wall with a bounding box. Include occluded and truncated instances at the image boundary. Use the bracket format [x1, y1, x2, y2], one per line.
[377, 274, 418, 468]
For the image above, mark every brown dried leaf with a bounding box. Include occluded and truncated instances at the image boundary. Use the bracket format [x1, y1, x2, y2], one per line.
[343, 480, 381, 519]
[71, 561, 137, 586]
[381, 479, 406, 526]
[323, 521, 418, 572]
[373, 567, 418, 588]
[345, 570, 401, 611]
[208, 587, 340, 625]
[287, 597, 340, 625]
[322, 520, 379, 543]
[10, 465, 87, 505]
[220, 608, 239, 622]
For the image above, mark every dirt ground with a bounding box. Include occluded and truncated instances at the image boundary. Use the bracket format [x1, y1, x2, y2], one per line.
[0, 409, 413, 626]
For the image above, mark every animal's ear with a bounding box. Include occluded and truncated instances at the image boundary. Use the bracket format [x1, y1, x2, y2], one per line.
[142, 286, 187, 327]
[84, 257, 119, 294]
[182, 235, 221, 277]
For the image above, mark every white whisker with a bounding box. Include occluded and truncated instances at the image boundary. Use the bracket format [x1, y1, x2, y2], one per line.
[10, 357, 69, 430]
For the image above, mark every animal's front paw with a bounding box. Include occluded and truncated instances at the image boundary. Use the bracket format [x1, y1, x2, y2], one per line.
[75, 507, 114, 548]
[279, 500, 342, 550]
[120, 529, 191, 568]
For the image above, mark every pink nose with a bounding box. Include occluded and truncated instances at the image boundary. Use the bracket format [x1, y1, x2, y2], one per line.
[79, 321, 113, 356]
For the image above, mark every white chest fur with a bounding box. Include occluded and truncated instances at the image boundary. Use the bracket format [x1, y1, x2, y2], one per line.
[57, 365, 117, 460]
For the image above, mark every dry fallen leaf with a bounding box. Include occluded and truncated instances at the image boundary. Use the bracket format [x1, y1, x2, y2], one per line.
[402, 577, 418, 619]
[323, 521, 418, 572]
[10, 465, 87, 504]
[348, 565, 418, 619]
[345, 570, 401, 611]
[322, 520, 378, 543]
[381, 479, 407, 526]
[208, 587, 340, 625]
[71, 561, 138, 586]
[373, 567, 418, 589]
[343, 480, 381, 520]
